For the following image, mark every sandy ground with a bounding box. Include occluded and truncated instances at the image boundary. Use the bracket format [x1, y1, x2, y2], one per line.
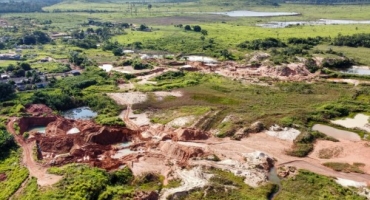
[160, 166, 210, 200]
[120, 109, 151, 127]
[265, 125, 301, 141]
[336, 178, 367, 187]
[135, 68, 178, 85]
[107, 92, 148, 105]
[310, 139, 370, 174]
[193, 133, 370, 183]
[7, 118, 62, 186]
[167, 116, 196, 128]
[153, 91, 183, 100]
[118, 81, 135, 90]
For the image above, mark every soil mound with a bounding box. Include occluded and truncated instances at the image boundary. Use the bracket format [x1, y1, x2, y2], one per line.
[159, 141, 205, 166]
[18, 117, 57, 134]
[37, 135, 76, 154]
[0, 173, 6, 182]
[45, 117, 75, 136]
[87, 127, 133, 145]
[174, 128, 209, 141]
[26, 104, 55, 117]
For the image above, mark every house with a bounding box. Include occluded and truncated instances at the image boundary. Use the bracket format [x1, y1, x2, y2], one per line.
[70, 70, 81, 76]
[1, 74, 9, 79]
[0, 53, 21, 60]
[50, 33, 71, 40]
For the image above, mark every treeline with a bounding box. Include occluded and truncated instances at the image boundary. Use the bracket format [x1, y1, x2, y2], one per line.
[286, 0, 370, 4]
[333, 33, 370, 48]
[0, 0, 62, 13]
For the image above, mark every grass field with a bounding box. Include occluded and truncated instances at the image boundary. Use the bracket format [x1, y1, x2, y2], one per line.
[112, 23, 370, 55]
[315, 45, 370, 65]
[134, 72, 365, 132]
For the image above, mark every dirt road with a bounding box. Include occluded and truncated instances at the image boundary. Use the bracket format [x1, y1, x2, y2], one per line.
[198, 134, 370, 183]
[7, 118, 62, 186]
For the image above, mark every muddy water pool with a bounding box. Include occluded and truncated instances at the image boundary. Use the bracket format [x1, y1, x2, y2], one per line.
[62, 107, 97, 120]
[312, 124, 361, 141]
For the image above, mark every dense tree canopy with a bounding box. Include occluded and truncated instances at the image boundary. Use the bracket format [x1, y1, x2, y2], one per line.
[0, 83, 15, 100]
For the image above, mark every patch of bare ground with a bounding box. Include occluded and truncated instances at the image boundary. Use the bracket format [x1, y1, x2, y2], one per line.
[318, 146, 343, 159]
[310, 139, 370, 174]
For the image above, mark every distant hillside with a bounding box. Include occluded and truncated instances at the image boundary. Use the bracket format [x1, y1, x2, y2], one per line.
[0, 0, 62, 13]
[286, 0, 370, 4]
[66, 0, 370, 6]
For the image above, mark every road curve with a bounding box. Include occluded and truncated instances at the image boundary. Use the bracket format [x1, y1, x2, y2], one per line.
[7, 118, 62, 186]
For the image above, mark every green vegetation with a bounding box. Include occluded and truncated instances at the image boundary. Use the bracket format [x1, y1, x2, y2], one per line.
[0, 118, 29, 200]
[0, 83, 15, 101]
[1, 1, 370, 199]
[136, 72, 370, 134]
[323, 162, 365, 173]
[287, 130, 339, 157]
[16, 164, 161, 200]
[275, 170, 365, 200]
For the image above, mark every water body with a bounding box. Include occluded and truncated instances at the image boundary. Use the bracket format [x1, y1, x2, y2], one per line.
[312, 124, 361, 141]
[67, 127, 80, 135]
[183, 56, 217, 63]
[210, 10, 299, 17]
[112, 149, 137, 159]
[331, 114, 370, 132]
[27, 126, 46, 134]
[62, 107, 98, 120]
[119, 142, 133, 148]
[268, 167, 281, 200]
[341, 66, 370, 75]
[257, 19, 370, 28]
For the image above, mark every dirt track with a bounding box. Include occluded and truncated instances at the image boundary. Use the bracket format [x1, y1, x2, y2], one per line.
[7, 118, 62, 186]
[198, 134, 370, 184]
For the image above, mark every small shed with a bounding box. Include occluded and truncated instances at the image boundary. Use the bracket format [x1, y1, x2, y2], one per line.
[70, 70, 81, 76]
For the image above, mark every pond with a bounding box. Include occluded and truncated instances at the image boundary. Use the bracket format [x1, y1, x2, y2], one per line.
[257, 19, 370, 28]
[66, 127, 80, 135]
[312, 124, 361, 141]
[183, 56, 217, 63]
[331, 114, 370, 132]
[62, 107, 98, 120]
[340, 66, 370, 76]
[117, 142, 133, 148]
[209, 10, 299, 17]
[112, 149, 137, 159]
[268, 167, 281, 200]
[27, 126, 46, 134]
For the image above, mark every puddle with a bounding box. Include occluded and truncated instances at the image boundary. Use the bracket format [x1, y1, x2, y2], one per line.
[268, 167, 281, 200]
[340, 66, 370, 76]
[183, 56, 217, 63]
[62, 107, 98, 120]
[331, 114, 370, 132]
[27, 126, 46, 134]
[112, 148, 140, 159]
[257, 19, 370, 28]
[66, 127, 80, 135]
[209, 10, 299, 17]
[117, 142, 133, 148]
[312, 124, 361, 141]
[99, 64, 113, 72]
